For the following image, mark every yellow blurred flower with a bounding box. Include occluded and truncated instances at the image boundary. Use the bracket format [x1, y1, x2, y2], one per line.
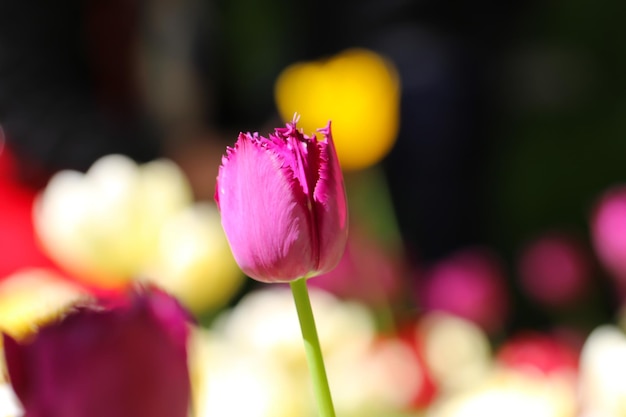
[274, 48, 401, 171]
[0, 268, 89, 386]
[145, 202, 243, 313]
[0, 268, 90, 341]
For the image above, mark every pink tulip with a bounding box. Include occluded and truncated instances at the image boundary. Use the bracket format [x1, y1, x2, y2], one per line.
[215, 118, 348, 283]
[3, 286, 191, 417]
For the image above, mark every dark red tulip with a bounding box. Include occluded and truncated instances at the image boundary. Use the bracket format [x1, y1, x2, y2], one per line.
[3, 287, 191, 417]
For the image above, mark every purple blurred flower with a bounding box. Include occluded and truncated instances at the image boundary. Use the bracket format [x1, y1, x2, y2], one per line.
[418, 248, 509, 333]
[215, 118, 348, 283]
[518, 232, 591, 308]
[591, 187, 626, 284]
[3, 286, 191, 417]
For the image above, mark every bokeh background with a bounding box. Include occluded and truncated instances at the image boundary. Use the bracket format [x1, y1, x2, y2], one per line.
[2, 0, 626, 416]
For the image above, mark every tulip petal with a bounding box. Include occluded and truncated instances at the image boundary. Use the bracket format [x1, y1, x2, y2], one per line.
[216, 134, 314, 282]
[312, 123, 349, 275]
[2, 334, 28, 407]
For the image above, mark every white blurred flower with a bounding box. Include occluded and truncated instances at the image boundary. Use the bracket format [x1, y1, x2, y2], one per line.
[215, 287, 376, 370]
[419, 312, 492, 393]
[33, 154, 242, 313]
[35, 155, 192, 288]
[328, 336, 426, 415]
[189, 328, 307, 417]
[579, 325, 626, 417]
[427, 368, 577, 417]
[0, 384, 22, 417]
[207, 287, 411, 416]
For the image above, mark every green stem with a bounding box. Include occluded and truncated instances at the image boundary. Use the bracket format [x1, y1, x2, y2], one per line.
[290, 278, 336, 417]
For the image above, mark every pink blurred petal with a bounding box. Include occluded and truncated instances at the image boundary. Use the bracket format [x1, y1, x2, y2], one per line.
[310, 229, 402, 305]
[418, 247, 510, 333]
[591, 187, 626, 283]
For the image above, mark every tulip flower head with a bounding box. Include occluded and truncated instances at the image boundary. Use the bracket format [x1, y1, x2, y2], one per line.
[215, 117, 348, 283]
[3, 287, 191, 417]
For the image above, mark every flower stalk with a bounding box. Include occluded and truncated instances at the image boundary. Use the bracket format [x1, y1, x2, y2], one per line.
[290, 278, 336, 417]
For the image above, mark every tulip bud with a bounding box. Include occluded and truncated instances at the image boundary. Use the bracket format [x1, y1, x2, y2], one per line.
[3, 287, 191, 417]
[215, 118, 348, 283]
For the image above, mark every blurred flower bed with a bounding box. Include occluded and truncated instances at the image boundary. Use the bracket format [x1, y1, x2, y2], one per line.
[2, 48, 626, 417]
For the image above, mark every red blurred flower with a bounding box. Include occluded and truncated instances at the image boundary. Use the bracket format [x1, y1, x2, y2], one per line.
[398, 329, 438, 409]
[496, 332, 579, 376]
[3, 286, 191, 417]
[0, 148, 59, 279]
